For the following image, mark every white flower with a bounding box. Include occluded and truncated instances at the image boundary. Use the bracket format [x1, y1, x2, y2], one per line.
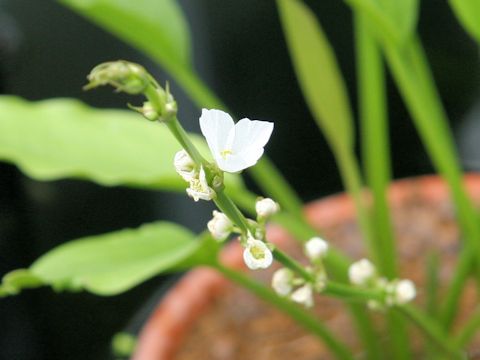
[207, 211, 233, 241]
[186, 166, 215, 201]
[349, 259, 376, 286]
[272, 268, 294, 296]
[243, 237, 273, 270]
[256, 198, 280, 218]
[199, 109, 274, 173]
[393, 279, 416, 305]
[290, 284, 314, 308]
[174, 150, 196, 182]
[304, 237, 329, 260]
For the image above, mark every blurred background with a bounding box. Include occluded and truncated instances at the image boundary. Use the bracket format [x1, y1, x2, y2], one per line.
[0, 0, 479, 359]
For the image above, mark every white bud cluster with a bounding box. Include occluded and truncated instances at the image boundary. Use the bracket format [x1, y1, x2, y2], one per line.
[349, 258, 416, 308]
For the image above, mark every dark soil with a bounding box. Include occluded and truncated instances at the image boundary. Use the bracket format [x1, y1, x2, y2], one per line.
[176, 192, 479, 359]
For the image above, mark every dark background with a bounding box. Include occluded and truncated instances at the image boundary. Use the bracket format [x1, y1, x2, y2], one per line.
[0, 0, 479, 359]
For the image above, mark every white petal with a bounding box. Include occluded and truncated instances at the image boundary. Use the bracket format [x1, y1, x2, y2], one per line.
[230, 119, 273, 170]
[199, 109, 234, 159]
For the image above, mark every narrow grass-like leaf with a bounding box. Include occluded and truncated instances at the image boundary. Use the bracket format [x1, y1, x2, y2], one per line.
[0, 222, 218, 296]
[345, 0, 419, 45]
[0, 96, 243, 191]
[448, 0, 480, 43]
[277, 0, 354, 151]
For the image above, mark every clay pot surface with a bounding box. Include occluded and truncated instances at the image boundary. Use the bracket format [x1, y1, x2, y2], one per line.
[133, 174, 480, 360]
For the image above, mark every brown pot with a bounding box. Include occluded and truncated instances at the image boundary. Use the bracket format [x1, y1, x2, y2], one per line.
[132, 174, 480, 360]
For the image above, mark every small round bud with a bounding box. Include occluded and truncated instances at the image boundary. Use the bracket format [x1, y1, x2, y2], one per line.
[272, 268, 294, 296]
[349, 259, 376, 286]
[393, 279, 416, 305]
[255, 198, 280, 218]
[290, 284, 314, 308]
[207, 211, 233, 241]
[243, 237, 273, 270]
[304, 237, 329, 260]
[174, 150, 196, 182]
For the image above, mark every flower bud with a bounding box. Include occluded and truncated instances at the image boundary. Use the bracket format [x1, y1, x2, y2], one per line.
[243, 237, 273, 270]
[349, 259, 376, 286]
[255, 198, 280, 218]
[84, 61, 149, 94]
[304, 237, 329, 260]
[207, 211, 233, 241]
[174, 150, 196, 182]
[290, 284, 314, 308]
[393, 279, 416, 305]
[272, 268, 294, 296]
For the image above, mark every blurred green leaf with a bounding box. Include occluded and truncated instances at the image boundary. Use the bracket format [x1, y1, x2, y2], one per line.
[58, 0, 224, 109]
[0, 96, 243, 191]
[277, 0, 354, 151]
[59, 0, 190, 71]
[448, 0, 480, 43]
[345, 0, 419, 45]
[0, 222, 218, 296]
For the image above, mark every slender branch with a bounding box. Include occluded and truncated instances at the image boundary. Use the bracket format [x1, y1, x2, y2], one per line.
[214, 264, 355, 360]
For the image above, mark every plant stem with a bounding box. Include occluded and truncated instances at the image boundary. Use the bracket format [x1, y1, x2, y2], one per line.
[396, 305, 465, 359]
[248, 158, 305, 220]
[355, 14, 410, 360]
[355, 13, 396, 279]
[382, 37, 480, 330]
[214, 264, 355, 360]
[453, 306, 480, 348]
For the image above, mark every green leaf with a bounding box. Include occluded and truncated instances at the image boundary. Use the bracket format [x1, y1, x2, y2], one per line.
[59, 0, 190, 71]
[0, 222, 217, 296]
[344, 0, 419, 45]
[448, 0, 480, 43]
[58, 0, 225, 109]
[277, 0, 354, 151]
[0, 96, 244, 191]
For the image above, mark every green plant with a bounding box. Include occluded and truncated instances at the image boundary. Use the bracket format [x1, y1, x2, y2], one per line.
[1, 0, 479, 358]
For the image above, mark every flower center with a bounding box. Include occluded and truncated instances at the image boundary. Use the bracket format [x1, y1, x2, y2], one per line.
[250, 245, 265, 260]
[220, 149, 233, 160]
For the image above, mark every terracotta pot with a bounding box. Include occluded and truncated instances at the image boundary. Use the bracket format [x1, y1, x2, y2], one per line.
[132, 174, 480, 360]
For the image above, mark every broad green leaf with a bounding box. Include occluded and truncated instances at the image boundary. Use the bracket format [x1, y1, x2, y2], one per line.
[0, 222, 218, 296]
[58, 0, 224, 109]
[277, 0, 354, 151]
[0, 96, 244, 191]
[344, 0, 419, 45]
[448, 0, 480, 43]
[59, 0, 190, 71]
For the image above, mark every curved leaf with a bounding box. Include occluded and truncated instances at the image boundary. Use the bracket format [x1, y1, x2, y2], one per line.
[0, 222, 205, 296]
[58, 0, 224, 109]
[59, 0, 190, 70]
[0, 96, 244, 191]
[277, 0, 354, 151]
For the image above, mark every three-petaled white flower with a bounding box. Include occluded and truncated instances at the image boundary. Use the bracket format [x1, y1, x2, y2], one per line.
[243, 237, 273, 270]
[207, 210, 233, 241]
[174, 149, 196, 182]
[272, 268, 294, 296]
[200, 109, 274, 173]
[290, 284, 314, 308]
[186, 166, 215, 202]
